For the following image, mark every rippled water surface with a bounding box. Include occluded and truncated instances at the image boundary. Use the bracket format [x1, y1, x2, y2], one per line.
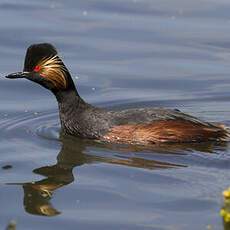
[1, 0, 230, 229]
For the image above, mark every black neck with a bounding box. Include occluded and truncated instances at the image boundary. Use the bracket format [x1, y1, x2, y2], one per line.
[53, 81, 91, 135]
[54, 88, 85, 106]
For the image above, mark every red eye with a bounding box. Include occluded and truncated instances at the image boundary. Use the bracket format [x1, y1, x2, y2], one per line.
[34, 65, 41, 72]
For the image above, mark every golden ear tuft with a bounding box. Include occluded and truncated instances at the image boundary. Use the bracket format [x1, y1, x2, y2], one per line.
[36, 55, 67, 90]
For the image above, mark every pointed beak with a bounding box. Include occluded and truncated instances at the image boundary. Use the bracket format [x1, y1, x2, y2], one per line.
[5, 71, 30, 79]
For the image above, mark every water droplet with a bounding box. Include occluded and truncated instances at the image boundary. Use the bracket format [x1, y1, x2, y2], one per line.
[83, 11, 88, 16]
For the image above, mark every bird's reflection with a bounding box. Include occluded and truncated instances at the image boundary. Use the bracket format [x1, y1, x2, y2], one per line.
[8, 136, 228, 217]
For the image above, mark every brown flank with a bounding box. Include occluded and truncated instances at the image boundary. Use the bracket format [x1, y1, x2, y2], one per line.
[102, 120, 229, 145]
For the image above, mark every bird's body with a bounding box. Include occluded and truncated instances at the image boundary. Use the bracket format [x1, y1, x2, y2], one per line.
[56, 88, 228, 144]
[6, 43, 229, 145]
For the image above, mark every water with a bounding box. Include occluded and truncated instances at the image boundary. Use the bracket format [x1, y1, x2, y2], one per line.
[1, 0, 230, 229]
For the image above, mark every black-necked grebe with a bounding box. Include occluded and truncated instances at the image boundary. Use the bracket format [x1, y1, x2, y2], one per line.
[5, 43, 229, 145]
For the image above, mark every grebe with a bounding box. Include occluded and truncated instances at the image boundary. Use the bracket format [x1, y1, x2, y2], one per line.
[5, 43, 229, 145]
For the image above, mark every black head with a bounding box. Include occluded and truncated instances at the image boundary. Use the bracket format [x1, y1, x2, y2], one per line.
[6, 43, 75, 92]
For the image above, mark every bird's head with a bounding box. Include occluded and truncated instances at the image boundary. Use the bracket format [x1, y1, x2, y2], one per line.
[6, 43, 74, 92]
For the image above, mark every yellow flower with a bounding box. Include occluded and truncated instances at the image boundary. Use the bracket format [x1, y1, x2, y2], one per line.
[220, 209, 226, 217]
[223, 189, 230, 199]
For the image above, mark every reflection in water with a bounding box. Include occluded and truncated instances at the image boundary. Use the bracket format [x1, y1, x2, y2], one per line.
[9, 136, 186, 217]
[7, 135, 228, 217]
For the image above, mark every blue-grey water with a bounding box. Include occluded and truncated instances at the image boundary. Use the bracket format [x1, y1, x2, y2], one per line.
[1, 0, 230, 229]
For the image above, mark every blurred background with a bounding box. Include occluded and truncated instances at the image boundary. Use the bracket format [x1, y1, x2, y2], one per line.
[1, 0, 230, 229]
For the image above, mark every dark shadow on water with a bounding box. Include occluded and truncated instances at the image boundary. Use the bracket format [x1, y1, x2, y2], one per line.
[6, 135, 229, 217]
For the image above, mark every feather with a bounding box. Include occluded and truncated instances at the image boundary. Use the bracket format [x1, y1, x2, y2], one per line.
[103, 120, 229, 145]
[36, 55, 67, 89]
